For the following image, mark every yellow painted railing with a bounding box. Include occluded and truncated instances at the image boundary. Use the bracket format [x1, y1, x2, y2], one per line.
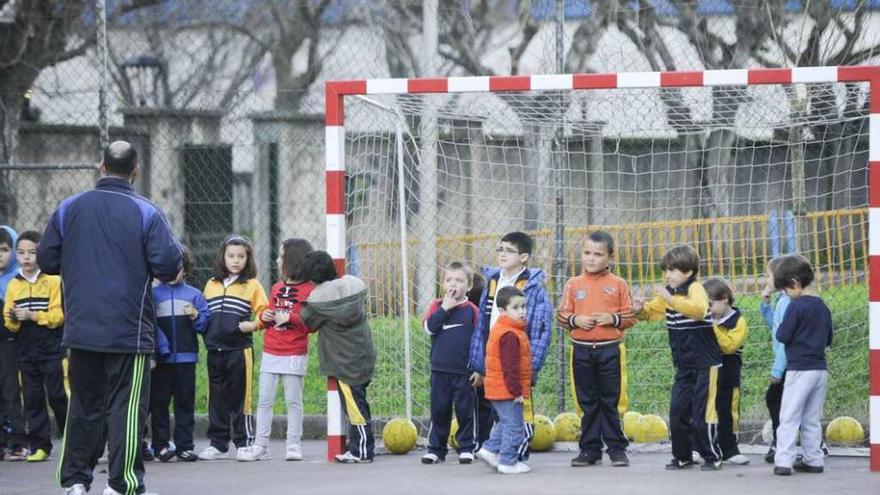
[354, 209, 868, 317]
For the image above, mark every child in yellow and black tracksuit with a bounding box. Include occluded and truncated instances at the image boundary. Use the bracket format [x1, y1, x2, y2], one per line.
[198, 236, 267, 461]
[3, 230, 67, 462]
[634, 245, 722, 471]
[704, 277, 749, 465]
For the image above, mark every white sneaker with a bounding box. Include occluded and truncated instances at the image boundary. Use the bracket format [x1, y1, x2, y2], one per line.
[691, 451, 703, 463]
[198, 445, 229, 461]
[334, 451, 373, 463]
[724, 454, 750, 465]
[421, 452, 443, 464]
[64, 484, 87, 495]
[459, 452, 474, 464]
[497, 462, 530, 474]
[285, 444, 303, 461]
[475, 448, 500, 468]
[237, 445, 270, 462]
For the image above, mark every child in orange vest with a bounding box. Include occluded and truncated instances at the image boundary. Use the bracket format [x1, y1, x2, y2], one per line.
[475, 286, 531, 475]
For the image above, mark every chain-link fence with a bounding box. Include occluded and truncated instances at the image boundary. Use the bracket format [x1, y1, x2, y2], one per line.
[2, 0, 879, 444]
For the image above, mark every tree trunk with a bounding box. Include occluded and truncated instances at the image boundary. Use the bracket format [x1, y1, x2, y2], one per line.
[0, 85, 26, 222]
[272, 47, 306, 112]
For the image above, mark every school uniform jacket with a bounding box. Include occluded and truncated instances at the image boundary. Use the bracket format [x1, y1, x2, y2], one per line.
[3, 272, 64, 362]
[202, 277, 268, 351]
[153, 282, 210, 363]
[713, 307, 748, 356]
[639, 279, 721, 368]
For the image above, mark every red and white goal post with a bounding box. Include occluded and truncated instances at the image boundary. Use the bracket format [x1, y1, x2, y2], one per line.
[325, 66, 880, 469]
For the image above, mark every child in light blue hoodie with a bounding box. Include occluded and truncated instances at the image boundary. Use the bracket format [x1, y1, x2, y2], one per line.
[760, 257, 789, 464]
[0, 225, 26, 460]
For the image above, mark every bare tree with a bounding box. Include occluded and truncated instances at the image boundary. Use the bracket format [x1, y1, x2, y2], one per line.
[0, 0, 162, 221]
[105, 3, 268, 111]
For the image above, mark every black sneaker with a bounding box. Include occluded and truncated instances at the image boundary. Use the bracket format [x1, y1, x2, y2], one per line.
[608, 450, 629, 467]
[700, 460, 722, 471]
[793, 460, 823, 473]
[665, 458, 694, 470]
[764, 446, 776, 464]
[156, 447, 175, 462]
[571, 451, 602, 467]
[774, 466, 792, 476]
[176, 450, 198, 462]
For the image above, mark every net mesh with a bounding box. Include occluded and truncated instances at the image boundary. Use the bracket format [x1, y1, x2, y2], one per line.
[343, 80, 870, 442]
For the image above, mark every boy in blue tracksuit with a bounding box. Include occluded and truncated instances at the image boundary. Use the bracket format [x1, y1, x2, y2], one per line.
[468, 232, 553, 461]
[150, 247, 209, 462]
[422, 261, 480, 464]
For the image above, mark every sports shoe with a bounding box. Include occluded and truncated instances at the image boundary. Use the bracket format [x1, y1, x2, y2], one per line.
[198, 445, 229, 461]
[774, 465, 792, 476]
[609, 450, 629, 467]
[285, 444, 303, 461]
[475, 448, 500, 468]
[176, 450, 198, 462]
[724, 454, 750, 465]
[764, 446, 776, 464]
[665, 458, 694, 470]
[156, 447, 175, 463]
[571, 451, 602, 467]
[458, 452, 474, 464]
[102, 486, 160, 495]
[421, 452, 443, 464]
[335, 451, 372, 463]
[793, 460, 824, 473]
[691, 450, 702, 463]
[237, 445, 269, 462]
[142, 443, 154, 461]
[497, 462, 530, 474]
[64, 484, 87, 495]
[26, 449, 49, 462]
[821, 441, 830, 457]
[701, 460, 722, 471]
[6, 447, 28, 461]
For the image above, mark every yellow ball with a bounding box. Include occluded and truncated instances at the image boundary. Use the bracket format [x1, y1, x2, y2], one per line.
[825, 416, 864, 446]
[553, 412, 581, 442]
[382, 417, 418, 454]
[530, 415, 556, 452]
[623, 411, 643, 441]
[640, 414, 669, 443]
[448, 417, 460, 449]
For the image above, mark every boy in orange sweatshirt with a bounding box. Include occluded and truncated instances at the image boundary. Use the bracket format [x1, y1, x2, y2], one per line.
[558, 231, 636, 467]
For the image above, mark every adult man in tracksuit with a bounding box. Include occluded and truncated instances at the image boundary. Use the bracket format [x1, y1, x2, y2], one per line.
[39, 141, 181, 495]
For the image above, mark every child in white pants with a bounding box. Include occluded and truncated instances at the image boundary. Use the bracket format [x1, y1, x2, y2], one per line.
[238, 239, 316, 461]
[770, 255, 832, 476]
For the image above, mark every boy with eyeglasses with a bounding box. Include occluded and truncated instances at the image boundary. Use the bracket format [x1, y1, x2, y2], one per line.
[468, 232, 552, 462]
